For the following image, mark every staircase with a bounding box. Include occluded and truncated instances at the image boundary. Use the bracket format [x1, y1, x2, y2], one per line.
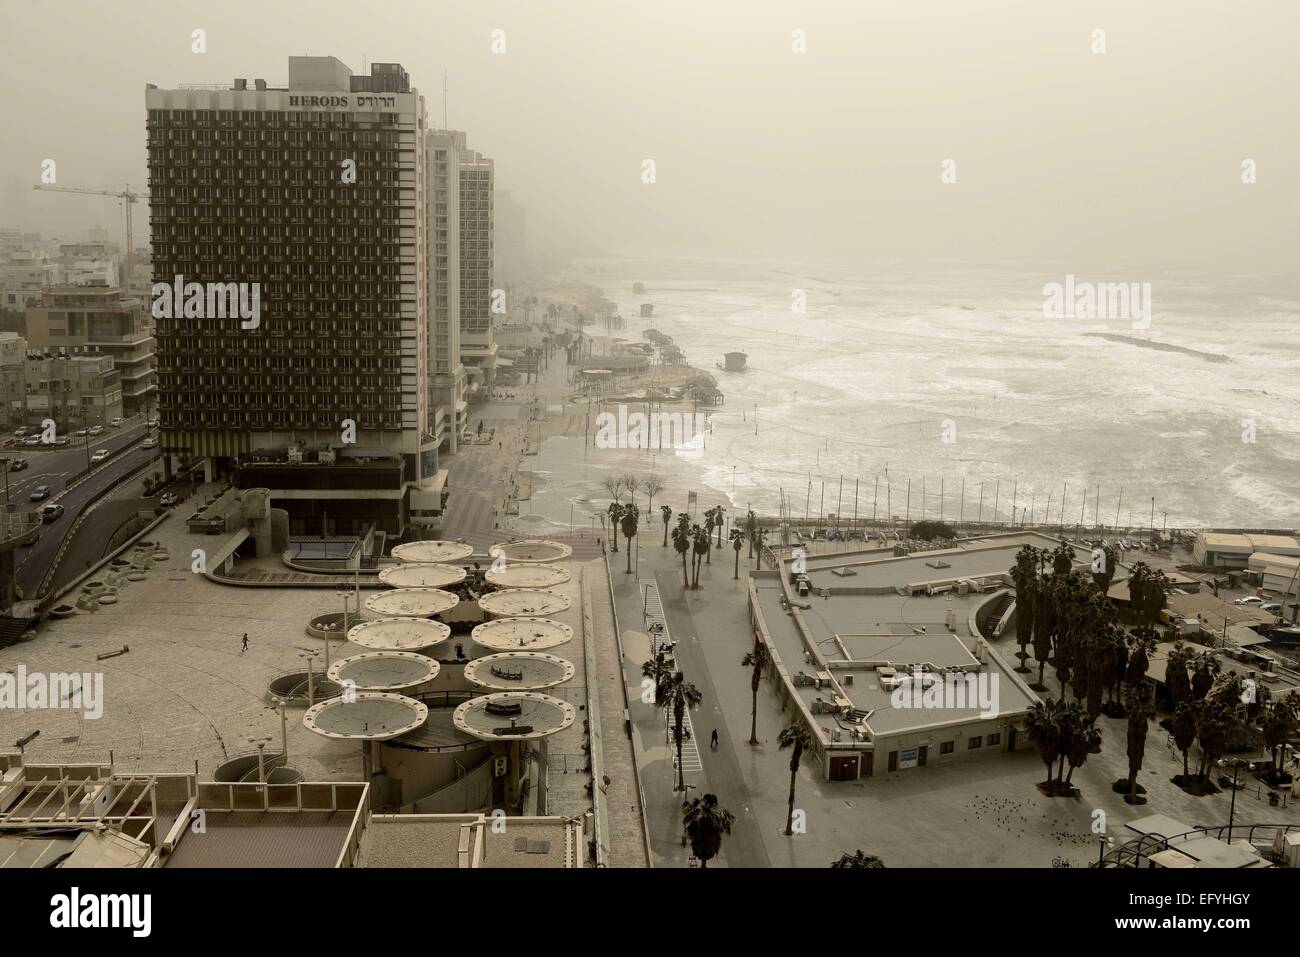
[0, 616, 34, 649]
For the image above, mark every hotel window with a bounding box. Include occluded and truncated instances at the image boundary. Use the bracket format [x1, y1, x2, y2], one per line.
[987, 733, 1001, 747]
[940, 741, 954, 755]
[968, 736, 983, 750]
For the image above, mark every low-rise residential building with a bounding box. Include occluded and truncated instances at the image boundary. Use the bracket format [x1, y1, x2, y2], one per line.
[25, 285, 157, 416]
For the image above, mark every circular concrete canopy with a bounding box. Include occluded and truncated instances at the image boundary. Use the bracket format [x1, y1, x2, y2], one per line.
[484, 564, 571, 590]
[489, 539, 573, 564]
[453, 691, 576, 741]
[391, 540, 475, 564]
[303, 692, 429, 741]
[463, 652, 576, 692]
[347, 616, 451, 652]
[477, 588, 572, 618]
[471, 616, 574, 652]
[328, 651, 440, 692]
[364, 587, 460, 619]
[378, 563, 468, 589]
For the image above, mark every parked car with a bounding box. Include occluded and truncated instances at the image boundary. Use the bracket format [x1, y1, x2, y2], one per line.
[12, 428, 30, 438]
[23, 435, 42, 446]
[141, 437, 158, 449]
[158, 492, 178, 507]
[90, 448, 110, 463]
[146, 418, 159, 429]
[29, 485, 50, 501]
[1234, 596, 1264, 606]
[1262, 602, 1282, 613]
[40, 503, 64, 523]
[109, 417, 123, 428]
[87, 425, 104, 436]
[73, 429, 88, 438]
[7, 458, 28, 471]
[52, 436, 68, 446]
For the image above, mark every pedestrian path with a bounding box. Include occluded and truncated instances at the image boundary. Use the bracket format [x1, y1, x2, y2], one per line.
[640, 578, 702, 773]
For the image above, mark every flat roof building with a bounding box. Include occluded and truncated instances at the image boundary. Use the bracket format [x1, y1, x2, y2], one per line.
[146, 56, 432, 479]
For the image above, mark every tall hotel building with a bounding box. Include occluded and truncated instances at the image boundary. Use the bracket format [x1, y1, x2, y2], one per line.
[145, 58, 437, 498]
[458, 146, 498, 403]
[426, 130, 465, 454]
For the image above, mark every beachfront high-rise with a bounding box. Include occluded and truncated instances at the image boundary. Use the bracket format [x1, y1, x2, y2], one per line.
[459, 145, 497, 403]
[426, 130, 466, 454]
[145, 57, 432, 481]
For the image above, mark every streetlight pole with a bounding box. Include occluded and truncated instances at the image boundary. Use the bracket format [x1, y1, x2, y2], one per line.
[1219, 757, 1255, 843]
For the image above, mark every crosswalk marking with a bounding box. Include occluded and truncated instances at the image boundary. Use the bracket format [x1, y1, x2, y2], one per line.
[640, 578, 703, 773]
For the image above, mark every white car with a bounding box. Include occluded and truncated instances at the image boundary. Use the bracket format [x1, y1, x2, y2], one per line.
[141, 437, 158, 449]
[1234, 596, 1263, 606]
[87, 425, 104, 436]
[109, 417, 123, 428]
[90, 448, 110, 463]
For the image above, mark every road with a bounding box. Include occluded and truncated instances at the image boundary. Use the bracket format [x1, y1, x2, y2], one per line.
[4, 421, 159, 598]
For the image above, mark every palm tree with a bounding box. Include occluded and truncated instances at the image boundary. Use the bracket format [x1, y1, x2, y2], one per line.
[831, 850, 885, 868]
[777, 723, 813, 835]
[620, 503, 639, 574]
[1172, 701, 1198, 781]
[702, 507, 716, 564]
[729, 528, 744, 579]
[1009, 545, 1039, 673]
[691, 523, 710, 587]
[672, 517, 691, 588]
[683, 793, 734, 868]
[656, 671, 703, 797]
[744, 509, 758, 558]
[752, 526, 765, 570]
[1025, 699, 1064, 791]
[1261, 692, 1299, 783]
[606, 502, 623, 553]
[1124, 682, 1154, 804]
[641, 653, 675, 743]
[714, 505, 726, 547]
[741, 642, 770, 745]
[660, 504, 673, 547]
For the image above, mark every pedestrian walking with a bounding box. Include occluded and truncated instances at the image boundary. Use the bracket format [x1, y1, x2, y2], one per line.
[710, 729, 719, 750]
[241, 633, 249, 654]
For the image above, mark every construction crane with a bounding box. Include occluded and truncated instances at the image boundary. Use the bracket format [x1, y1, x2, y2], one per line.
[32, 183, 141, 297]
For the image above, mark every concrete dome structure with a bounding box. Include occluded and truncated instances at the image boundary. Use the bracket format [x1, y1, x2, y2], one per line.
[484, 564, 571, 590]
[302, 692, 429, 741]
[477, 588, 572, 619]
[463, 652, 576, 692]
[489, 539, 573, 564]
[453, 692, 576, 741]
[471, 616, 574, 652]
[363, 587, 459, 620]
[347, 616, 451, 653]
[328, 651, 440, 692]
[378, 563, 468, 589]
[391, 540, 475, 564]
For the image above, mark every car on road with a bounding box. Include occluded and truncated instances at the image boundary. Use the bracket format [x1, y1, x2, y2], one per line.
[1262, 602, 1282, 613]
[87, 425, 104, 436]
[109, 417, 123, 428]
[30, 485, 50, 501]
[39, 503, 64, 523]
[90, 448, 110, 463]
[23, 435, 42, 446]
[159, 492, 178, 507]
[141, 437, 158, 449]
[1234, 596, 1264, 606]
[52, 436, 68, 446]
[73, 429, 87, 438]
[146, 418, 159, 429]
[7, 458, 28, 471]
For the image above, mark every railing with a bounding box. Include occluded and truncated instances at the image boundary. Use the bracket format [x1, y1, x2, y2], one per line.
[1097, 822, 1300, 867]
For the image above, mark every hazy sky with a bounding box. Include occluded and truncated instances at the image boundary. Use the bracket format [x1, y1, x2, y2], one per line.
[2, 0, 1296, 273]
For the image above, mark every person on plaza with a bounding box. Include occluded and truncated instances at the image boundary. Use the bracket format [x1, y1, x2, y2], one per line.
[710, 729, 719, 749]
[240, 633, 249, 654]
